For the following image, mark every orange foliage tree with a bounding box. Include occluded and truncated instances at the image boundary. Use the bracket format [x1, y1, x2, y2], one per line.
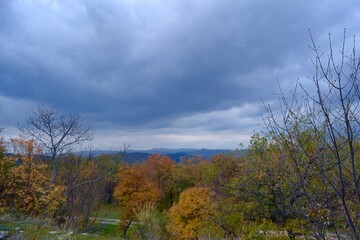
[114, 166, 161, 239]
[142, 154, 175, 209]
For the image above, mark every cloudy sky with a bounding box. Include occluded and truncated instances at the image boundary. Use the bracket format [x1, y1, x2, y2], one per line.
[0, 0, 359, 149]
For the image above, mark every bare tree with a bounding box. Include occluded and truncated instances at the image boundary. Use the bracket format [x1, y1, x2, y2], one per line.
[18, 104, 93, 182]
[264, 29, 360, 239]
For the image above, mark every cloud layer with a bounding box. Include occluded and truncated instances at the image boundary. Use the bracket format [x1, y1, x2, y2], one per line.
[1, 0, 359, 149]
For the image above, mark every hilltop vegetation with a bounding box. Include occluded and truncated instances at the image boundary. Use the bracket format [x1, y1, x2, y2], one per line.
[0, 130, 359, 239]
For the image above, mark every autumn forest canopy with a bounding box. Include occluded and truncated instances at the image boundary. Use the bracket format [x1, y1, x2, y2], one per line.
[0, 33, 360, 239]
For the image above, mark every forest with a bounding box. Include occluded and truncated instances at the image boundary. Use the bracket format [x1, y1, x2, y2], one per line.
[1, 35, 360, 240]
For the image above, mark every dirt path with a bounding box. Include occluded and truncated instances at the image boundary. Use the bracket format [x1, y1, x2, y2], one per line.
[92, 217, 120, 225]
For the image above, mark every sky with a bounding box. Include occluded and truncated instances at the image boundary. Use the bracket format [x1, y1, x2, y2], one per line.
[0, 0, 359, 150]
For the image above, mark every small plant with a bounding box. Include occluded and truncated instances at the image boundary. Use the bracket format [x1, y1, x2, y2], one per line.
[132, 202, 168, 240]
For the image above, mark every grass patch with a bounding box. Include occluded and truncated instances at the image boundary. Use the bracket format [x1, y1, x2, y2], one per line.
[0, 214, 59, 239]
[94, 203, 121, 219]
[87, 222, 120, 236]
[0, 212, 122, 240]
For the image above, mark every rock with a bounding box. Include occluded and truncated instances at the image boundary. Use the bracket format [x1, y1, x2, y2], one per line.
[0, 231, 8, 239]
[58, 231, 74, 240]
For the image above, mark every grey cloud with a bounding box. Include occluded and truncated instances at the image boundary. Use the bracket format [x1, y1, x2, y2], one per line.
[0, 0, 359, 148]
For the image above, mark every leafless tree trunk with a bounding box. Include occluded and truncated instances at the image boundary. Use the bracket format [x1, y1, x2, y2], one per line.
[18, 104, 93, 182]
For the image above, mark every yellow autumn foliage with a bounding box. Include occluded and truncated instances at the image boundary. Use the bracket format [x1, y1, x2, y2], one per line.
[114, 167, 161, 213]
[114, 166, 161, 234]
[0, 139, 65, 216]
[167, 187, 216, 240]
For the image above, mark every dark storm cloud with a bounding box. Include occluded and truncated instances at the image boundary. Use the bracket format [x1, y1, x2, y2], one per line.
[0, 0, 359, 148]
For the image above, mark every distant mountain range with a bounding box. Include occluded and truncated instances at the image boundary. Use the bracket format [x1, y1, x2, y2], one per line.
[6, 148, 245, 164]
[124, 148, 244, 163]
[94, 148, 240, 163]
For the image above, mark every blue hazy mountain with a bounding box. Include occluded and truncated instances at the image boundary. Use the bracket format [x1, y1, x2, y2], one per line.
[8, 148, 244, 164]
[124, 148, 234, 163]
